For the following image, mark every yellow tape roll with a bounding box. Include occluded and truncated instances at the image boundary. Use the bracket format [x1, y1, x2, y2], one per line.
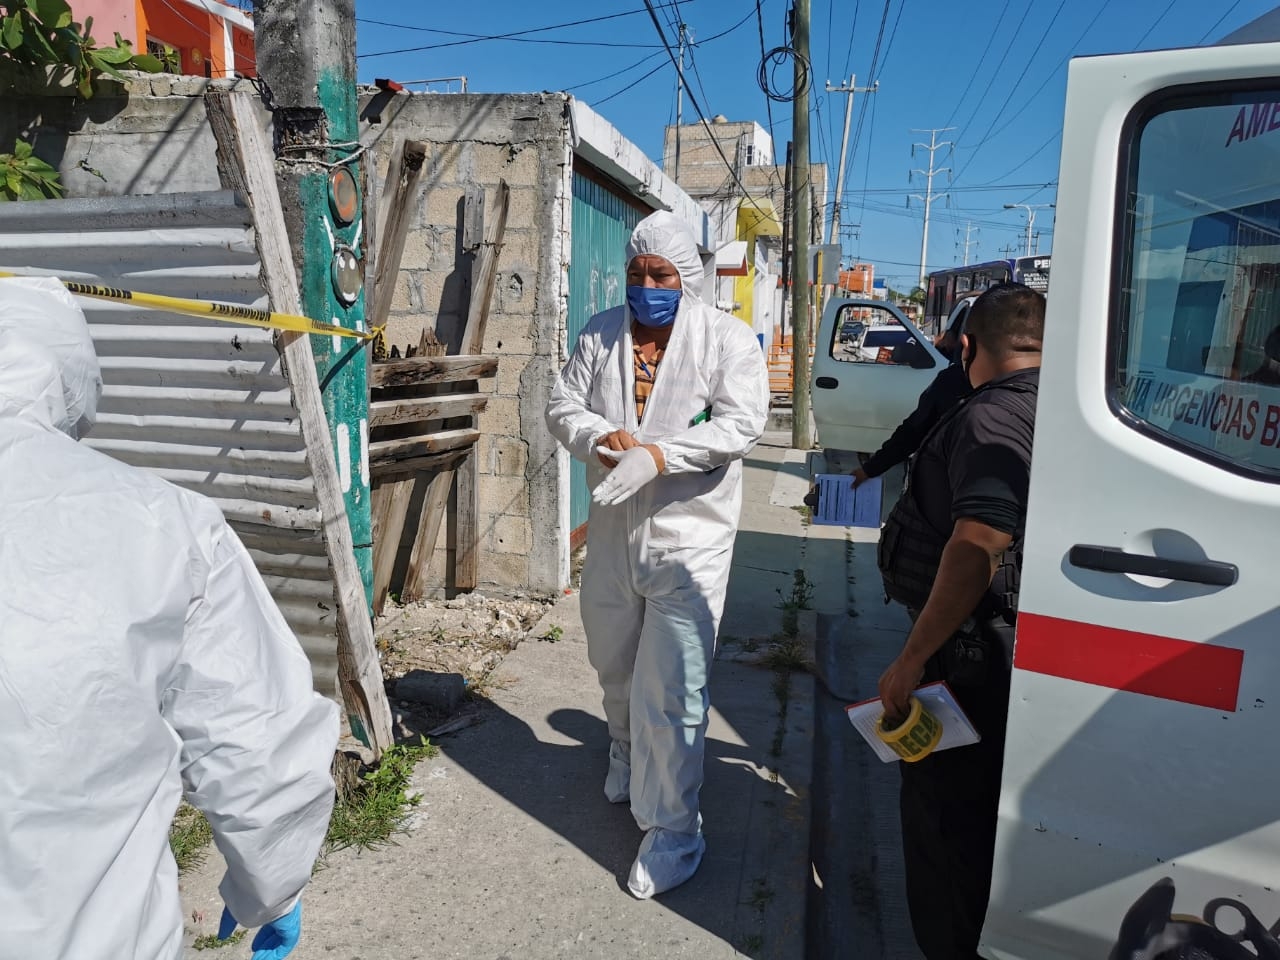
[876, 696, 943, 762]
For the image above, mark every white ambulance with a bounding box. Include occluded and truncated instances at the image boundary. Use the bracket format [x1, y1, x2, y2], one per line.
[984, 17, 1280, 960]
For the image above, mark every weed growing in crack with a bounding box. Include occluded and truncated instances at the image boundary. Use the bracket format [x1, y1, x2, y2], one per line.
[169, 801, 212, 874]
[322, 738, 438, 858]
[776, 568, 815, 613]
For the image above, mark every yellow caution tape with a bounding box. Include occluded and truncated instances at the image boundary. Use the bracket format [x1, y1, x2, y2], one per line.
[877, 696, 943, 763]
[0, 270, 377, 342]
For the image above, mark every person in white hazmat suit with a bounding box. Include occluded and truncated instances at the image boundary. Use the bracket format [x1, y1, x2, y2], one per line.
[545, 211, 769, 898]
[0, 278, 339, 960]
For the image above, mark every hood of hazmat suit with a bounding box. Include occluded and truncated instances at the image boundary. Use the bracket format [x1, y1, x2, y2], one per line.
[545, 211, 769, 897]
[0, 278, 339, 960]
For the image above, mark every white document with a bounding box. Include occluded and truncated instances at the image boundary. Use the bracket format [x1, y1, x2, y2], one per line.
[845, 681, 981, 763]
[811, 473, 882, 528]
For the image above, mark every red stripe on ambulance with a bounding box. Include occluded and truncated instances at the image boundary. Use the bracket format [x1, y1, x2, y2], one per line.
[1014, 613, 1244, 712]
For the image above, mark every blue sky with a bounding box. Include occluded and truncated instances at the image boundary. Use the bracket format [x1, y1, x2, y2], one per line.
[354, 0, 1277, 292]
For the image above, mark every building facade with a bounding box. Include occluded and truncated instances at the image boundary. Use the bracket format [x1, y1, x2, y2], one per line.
[74, 0, 254, 78]
[662, 117, 827, 348]
[1, 74, 708, 595]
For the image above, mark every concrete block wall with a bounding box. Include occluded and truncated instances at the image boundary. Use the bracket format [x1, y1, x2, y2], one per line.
[1, 75, 573, 598]
[361, 91, 572, 597]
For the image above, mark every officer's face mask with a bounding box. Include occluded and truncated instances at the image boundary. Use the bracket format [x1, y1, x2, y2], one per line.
[627, 286, 682, 328]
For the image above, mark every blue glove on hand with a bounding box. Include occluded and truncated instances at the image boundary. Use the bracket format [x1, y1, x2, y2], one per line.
[218, 901, 303, 960]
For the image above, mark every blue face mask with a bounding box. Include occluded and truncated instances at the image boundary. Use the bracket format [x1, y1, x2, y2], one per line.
[627, 286, 681, 327]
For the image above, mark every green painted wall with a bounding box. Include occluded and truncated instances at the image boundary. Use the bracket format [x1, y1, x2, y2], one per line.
[567, 172, 645, 532]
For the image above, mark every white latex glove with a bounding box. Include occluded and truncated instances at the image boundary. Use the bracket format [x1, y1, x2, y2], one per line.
[592, 446, 660, 506]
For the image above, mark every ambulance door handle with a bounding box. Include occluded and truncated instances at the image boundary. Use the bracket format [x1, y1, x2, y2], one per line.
[815, 376, 839, 389]
[1068, 544, 1238, 587]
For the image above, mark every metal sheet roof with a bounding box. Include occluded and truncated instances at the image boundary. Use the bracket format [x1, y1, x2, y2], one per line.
[0, 191, 339, 696]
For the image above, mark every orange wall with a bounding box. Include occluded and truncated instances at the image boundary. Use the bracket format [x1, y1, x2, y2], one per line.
[133, 0, 254, 77]
[231, 24, 255, 77]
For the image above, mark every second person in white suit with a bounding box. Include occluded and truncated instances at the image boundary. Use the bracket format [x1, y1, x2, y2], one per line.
[545, 211, 769, 898]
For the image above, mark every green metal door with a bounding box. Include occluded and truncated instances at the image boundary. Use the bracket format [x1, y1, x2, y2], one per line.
[567, 171, 645, 533]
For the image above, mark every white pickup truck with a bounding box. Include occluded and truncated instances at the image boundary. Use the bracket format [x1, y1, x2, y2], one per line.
[809, 297, 959, 454]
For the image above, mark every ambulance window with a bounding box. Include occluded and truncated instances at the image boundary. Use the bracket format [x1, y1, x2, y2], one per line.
[1112, 88, 1280, 479]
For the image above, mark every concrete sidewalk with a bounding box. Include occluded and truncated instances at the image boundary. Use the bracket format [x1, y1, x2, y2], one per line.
[178, 434, 826, 959]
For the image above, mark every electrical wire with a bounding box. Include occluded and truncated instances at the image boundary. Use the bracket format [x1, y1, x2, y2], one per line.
[563, 51, 666, 91]
[840, 0, 862, 81]
[980, 0, 1111, 146]
[642, 0, 774, 219]
[758, 44, 810, 102]
[951, 0, 1069, 185]
[938, 0, 1013, 134]
[1133, 0, 1178, 48]
[754, 0, 788, 195]
[592, 59, 671, 106]
[1199, 0, 1244, 43]
[691, 5, 758, 45]
[951, 3, 1034, 149]
[358, 3, 689, 59]
[841, 0, 893, 209]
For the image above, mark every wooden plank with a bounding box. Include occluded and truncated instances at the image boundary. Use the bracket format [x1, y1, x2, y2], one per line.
[401, 469, 455, 603]
[370, 448, 469, 483]
[369, 393, 487, 429]
[369, 428, 479, 468]
[206, 90, 395, 757]
[368, 139, 429, 329]
[454, 449, 479, 591]
[369, 355, 498, 389]
[460, 179, 511, 355]
[371, 477, 416, 616]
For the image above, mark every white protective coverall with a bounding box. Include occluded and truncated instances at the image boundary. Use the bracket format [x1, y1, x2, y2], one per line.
[0, 278, 339, 960]
[545, 211, 769, 897]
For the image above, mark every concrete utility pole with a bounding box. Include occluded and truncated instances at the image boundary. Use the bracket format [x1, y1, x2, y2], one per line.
[253, 0, 373, 604]
[959, 220, 978, 263]
[824, 74, 878, 246]
[909, 126, 954, 290]
[791, 0, 812, 450]
[674, 23, 686, 181]
[1004, 202, 1055, 256]
[780, 140, 793, 338]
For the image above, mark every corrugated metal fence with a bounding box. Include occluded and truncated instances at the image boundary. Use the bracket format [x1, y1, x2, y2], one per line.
[0, 191, 339, 695]
[567, 170, 645, 532]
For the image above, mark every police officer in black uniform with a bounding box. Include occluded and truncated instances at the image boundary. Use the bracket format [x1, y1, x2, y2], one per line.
[851, 319, 973, 489]
[876, 282, 1045, 960]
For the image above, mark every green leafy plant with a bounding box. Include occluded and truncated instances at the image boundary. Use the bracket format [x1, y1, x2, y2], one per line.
[192, 929, 245, 950]
[0, 138, 62, 199]
[168, 801, 213, 873]
[323, 738, 438, 855]
[0, 0, 163, 99]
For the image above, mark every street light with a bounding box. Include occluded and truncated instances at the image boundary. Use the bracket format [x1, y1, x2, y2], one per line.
[1003, 202, 1055, 256]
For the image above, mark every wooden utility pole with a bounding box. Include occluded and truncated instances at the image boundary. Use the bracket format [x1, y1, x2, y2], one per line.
[790, 0, 812, 451]
[252, 1, 390, 751]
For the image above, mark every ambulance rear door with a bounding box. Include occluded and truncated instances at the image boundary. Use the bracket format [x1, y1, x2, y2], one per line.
[983, 41, 1280, 960]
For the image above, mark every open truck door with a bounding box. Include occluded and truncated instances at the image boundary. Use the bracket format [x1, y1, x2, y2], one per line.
[984, 39, 1280, 960]
[810, 299, 945, 454]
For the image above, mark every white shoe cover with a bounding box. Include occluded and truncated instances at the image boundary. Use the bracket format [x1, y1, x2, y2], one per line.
[604, 739, 631, 803]
[627, 827, 706, 899]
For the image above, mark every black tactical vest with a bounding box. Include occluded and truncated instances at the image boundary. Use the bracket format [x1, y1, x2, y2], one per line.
[877, 374, 1037, 621]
